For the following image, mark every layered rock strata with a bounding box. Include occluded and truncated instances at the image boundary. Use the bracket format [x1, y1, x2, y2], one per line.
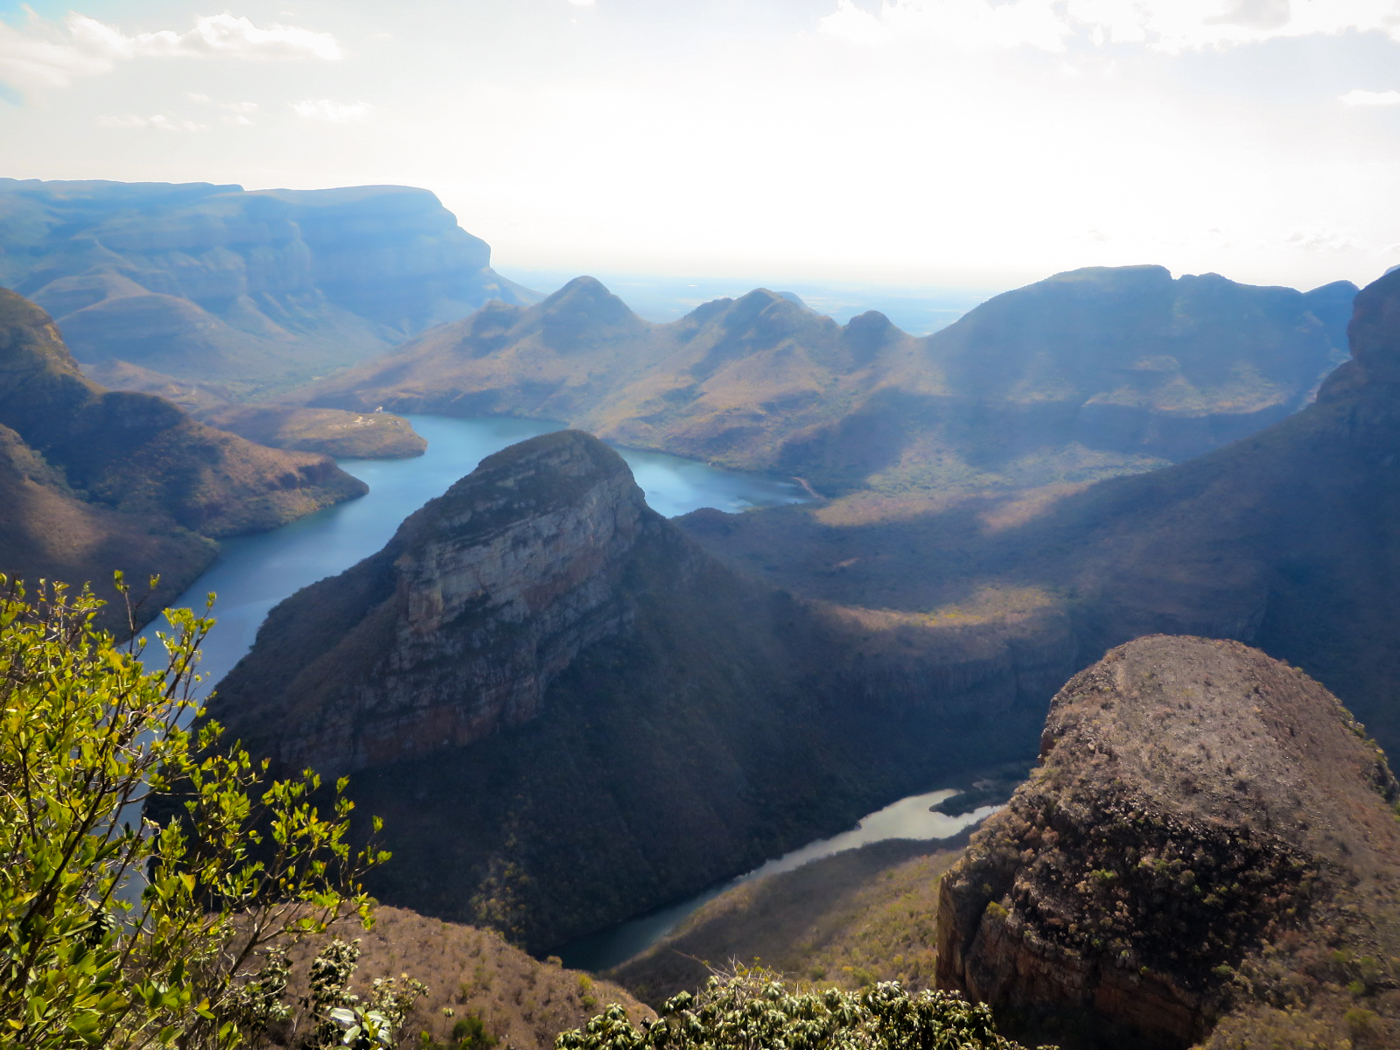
[0, 178, 534, 396]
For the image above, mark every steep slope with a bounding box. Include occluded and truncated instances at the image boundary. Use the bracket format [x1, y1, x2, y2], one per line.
[937, 635, 1400, 1050]
[305, 267, 1350, 495]
[0, 178, 534, 398]
[207, 430, 1051, 951]
[0, 288, 366, 623]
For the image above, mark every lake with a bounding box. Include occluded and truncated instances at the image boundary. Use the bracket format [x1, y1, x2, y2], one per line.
[143, 414, 806, 688]
[556, 790, 1003, 972]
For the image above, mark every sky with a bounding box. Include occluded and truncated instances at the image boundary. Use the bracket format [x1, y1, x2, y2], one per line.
[2, 0, 1400, 295]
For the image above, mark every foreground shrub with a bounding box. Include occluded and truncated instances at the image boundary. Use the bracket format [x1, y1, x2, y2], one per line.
[556, 967, 1048, 1050]
[0, 576, 395, 1050]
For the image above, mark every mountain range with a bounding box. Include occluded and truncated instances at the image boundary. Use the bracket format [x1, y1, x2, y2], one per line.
[682, 267, 1400, 762]
[302, 266, 1354, 496]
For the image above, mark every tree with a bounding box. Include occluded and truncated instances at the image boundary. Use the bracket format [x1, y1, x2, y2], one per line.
[555, 967, 1050, 1050]
[0, 574, 395, 1050]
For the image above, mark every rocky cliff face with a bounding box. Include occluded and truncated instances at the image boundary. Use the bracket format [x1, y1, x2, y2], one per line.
[0, 179, 534, 397]
[209, 430, 1047, 950]
[0, 288, 366, 627]
[215, 430, 660, 775]
[936, 635, 1400, 1050]
[304, 267, 1352, 496]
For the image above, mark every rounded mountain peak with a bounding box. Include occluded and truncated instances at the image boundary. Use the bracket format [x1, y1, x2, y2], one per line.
[413, 429, 648, 545]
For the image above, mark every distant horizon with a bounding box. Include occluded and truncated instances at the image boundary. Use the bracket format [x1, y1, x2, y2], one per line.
[0, 169, 1374, 329]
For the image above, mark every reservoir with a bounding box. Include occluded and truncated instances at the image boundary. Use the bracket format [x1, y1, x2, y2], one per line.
[147, 414, 806, 688]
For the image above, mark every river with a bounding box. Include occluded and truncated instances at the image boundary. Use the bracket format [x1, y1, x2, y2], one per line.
[556, 790, 1002, 972]
[143, 414, 807, 688]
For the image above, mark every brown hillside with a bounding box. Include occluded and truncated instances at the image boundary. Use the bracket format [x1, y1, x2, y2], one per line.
[0, 288, 366, 626]
[682, 267, 1400, 760]
[272, 907, 650, 1050]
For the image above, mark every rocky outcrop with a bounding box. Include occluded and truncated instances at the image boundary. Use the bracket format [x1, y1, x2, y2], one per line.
[0, 178, 535, 396]
[303, 267, 1352, 496]
[208, 430, 1049, 950]
[0, 288, 366, 626]
[935, 635, 1400, 1049]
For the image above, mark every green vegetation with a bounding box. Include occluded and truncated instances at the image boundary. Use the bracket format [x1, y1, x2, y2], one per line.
[558, 968, 1045, 1050]
[0, 575, 397, 1049]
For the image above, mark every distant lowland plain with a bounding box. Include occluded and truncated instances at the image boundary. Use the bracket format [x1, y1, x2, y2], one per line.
[7, 175, 1400, 1049]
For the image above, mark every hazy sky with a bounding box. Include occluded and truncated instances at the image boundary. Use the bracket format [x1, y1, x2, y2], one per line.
[2, 0, 1399, 293]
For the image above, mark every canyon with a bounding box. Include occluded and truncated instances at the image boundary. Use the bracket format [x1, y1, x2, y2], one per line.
[208, 429, 1056, 950]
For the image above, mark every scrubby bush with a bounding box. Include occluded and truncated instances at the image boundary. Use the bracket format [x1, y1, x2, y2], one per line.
[556, 967, 1049, 1050]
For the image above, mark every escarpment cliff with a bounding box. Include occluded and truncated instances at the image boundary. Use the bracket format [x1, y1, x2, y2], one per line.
[935, 635, 1400, 1050]
[0, 288, 366, 626]
[0, 178, 534, 398]
[209, 430, 1049, 950]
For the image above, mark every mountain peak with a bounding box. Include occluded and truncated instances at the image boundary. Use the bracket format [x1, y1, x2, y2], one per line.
[537, 276, 641, 333]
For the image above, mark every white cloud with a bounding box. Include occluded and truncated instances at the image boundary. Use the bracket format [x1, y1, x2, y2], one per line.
[566, 0, 597, 6]
[97, 113, 208, 132]
[819, 0, 1069, 51]
[187, 94, 260, 124]
[0, 11, 343, 94]
[290, 98, 374, 122]
[818, 0, 1400, 53]
[1341, 88, 1400, 105]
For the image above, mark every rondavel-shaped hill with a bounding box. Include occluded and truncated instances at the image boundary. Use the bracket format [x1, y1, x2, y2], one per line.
[937, 635, 1400, 1049]
[0, 288, 366, 625]
[0, 178, 535, 398]
[303, 267, 1354, 495]
[206, 429, 1051, 951]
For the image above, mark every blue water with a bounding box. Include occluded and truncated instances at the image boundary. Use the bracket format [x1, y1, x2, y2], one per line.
[141, 415, 806, 689]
